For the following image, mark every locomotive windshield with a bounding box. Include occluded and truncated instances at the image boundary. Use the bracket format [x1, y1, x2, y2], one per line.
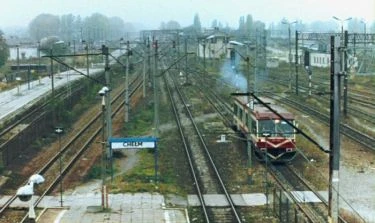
[258, 120, 294, 137]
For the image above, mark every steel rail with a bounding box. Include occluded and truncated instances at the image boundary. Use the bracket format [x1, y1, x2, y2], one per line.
[0, 71, 143, 220]
[168, 70, 242, 222]
[163, 71, 210, 222]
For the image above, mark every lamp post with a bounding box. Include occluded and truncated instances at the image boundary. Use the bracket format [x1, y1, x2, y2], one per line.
[99, 86, 109, 209]
[332, 16, 352, 37]
[54, 127, 64, 207]
[282, 20, 297, 90]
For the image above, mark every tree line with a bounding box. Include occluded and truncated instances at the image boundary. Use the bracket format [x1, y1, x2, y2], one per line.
[28, 13, 135, 44]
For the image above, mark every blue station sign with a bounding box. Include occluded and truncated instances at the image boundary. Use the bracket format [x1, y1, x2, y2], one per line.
[109, 137, 158, 150]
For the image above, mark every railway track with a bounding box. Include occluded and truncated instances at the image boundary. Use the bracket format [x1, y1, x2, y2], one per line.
[270, 94, 375, 151]
[265, 72, 375, 126]
[191, 67, 367, 222]
[0, 79, 84, 148]
[194, 70, 330, 222]
[163, 64, 242, 222]
[270, 163, 365, 223]
[0, 71, 144, 222]
[268, 163, 328, 222]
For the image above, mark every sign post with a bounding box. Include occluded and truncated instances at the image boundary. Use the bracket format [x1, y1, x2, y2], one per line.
[109, 137, 159, 183]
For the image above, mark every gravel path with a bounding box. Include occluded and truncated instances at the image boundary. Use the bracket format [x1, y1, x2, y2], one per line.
[340, 164, 375, 222]
[298, 114, 375, 222]
[65, 150, 140, 195]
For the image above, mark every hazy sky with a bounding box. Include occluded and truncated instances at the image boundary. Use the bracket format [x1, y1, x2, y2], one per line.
[1, 0, 374, 29]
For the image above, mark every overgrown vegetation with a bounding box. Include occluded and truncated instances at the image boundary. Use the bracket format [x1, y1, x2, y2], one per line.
[99, 91, 193, 195]
[122, 104, 154, 136]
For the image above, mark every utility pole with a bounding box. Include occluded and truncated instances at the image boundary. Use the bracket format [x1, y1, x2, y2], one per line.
[148, 38, 152, 87]
[295, 31, 299, 95]
[332, 16, 351, 117]
[304, 51, 312, 96]
[50, 49, 55, 97]
[203, 40, 206, 75]
[38, 41, 41, 84]
[16, 45, 20, 77]
[287, 24, 293, 90]
[328, 35, 341, 223]
[125, 41, 130, 122]
[102, 45, 112, 154]
[282, 20, 297, 90]
[361, 20, 367, 73]
[343, 31, 349, 116]
[246, 50, 252, 185]
[85, 41, 89, 76]
[254, 29, 258, 93]
[153, 40, 159, 138]
[184, 38, 188, 83]
[73, 40, 76, 67]
[177, 33, 180, 71]
[142, 41, 147, 98]
[101, 45, 112, 205]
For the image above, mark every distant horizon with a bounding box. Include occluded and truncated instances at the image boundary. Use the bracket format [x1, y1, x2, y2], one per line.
[1, 16, 374, 35]
[0, 0, 374, 32]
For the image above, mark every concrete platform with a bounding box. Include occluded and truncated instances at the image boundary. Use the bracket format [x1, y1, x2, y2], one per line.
[0, 48, 123, 124]
[187, 193, 267, 206]
[0, 191, 327, 222]
[0, 193, 188, 223]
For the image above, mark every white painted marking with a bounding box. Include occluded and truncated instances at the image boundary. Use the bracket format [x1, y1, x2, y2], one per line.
[164, 210, 171, 223]
[54, 209, 67, 223]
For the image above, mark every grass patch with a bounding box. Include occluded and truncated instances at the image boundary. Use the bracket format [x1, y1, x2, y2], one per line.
[295, 125, 329, 190]
[123, 102, 154, 136]
[109, 149, 186, 195]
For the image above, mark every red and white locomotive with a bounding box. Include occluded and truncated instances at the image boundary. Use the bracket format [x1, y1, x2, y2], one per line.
[233, 96, 297, 162]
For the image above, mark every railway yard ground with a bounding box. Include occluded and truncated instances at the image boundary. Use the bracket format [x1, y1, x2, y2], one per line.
[291, 105, 375, 222]
[0, 41, 374, 223]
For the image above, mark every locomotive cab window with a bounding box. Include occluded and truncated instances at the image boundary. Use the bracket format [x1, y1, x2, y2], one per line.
[275, 120, 294, 137]
[258, 119, 294, 137]
[258, 120, 273, 137]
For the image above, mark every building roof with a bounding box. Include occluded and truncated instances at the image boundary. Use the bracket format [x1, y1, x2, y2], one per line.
[234, 96, 294, 120]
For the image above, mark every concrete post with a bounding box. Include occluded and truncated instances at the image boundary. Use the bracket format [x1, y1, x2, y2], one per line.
[328, 36, 341, 223]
